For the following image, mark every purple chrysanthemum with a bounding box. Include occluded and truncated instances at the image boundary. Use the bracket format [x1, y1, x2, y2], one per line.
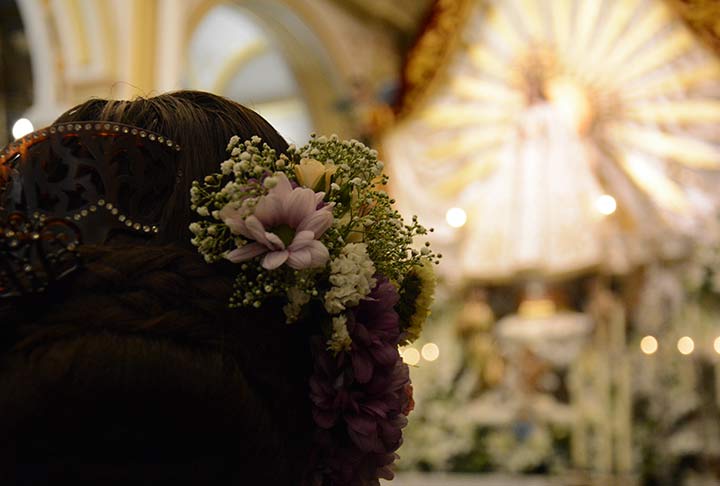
[307, 277, 413, 486]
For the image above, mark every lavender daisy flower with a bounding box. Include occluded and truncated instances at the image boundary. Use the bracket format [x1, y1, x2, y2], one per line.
[220, 173, 333, 270]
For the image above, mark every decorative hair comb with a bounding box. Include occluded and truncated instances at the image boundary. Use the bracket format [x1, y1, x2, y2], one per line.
[0, 121, 181, 296]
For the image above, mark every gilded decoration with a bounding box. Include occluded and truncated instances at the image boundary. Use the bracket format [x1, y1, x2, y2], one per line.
[666, 0, 720, 55]
[395, 0, 478, 119]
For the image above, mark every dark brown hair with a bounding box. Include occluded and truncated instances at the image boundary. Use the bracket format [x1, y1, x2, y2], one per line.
[0, 92, 314, 485]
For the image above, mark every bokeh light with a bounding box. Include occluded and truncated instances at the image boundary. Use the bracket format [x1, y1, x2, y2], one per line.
[12, 118, 33, 139]
[402, 347, 421, 366]
[421, 343, 440, 362]
[446, 207, 467, 228]
[640, 336, 658, 355]
[595, 194, 617, 215]
[677, 336, 695, 355]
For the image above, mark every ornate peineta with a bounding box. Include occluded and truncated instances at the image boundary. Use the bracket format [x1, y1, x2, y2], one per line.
[0, 121, 182, 298]
[0, 121, 180, 245]
[0, 211, 81, 297]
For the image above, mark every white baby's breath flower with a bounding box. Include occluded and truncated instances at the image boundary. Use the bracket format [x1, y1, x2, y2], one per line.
[226, 135, 240, 151]
[324, 243, 376, 314]
[327, 314, 352, 354]
[221, 160, 234, 175]
[197, 206, 209, 217]
[263, 176, 278, 189]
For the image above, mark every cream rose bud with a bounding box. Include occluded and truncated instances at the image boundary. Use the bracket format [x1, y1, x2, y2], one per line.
[295, 158, 325, 190]
[295, 158, 335, 192]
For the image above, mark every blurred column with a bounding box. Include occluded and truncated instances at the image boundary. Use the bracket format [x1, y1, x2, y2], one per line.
[156, 0, 185, 92]
[16, 0, 65, 125]
[128, 0, 158, 95]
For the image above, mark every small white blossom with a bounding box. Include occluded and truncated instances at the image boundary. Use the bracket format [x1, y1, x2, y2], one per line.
[327, 314, 352, 354]
[197, 206, 209, 217]
[220, 160, 234, 174]
[263, 176, 278, 189]
[189, 222, 201, 234]
[283, 287, 311, 322]
[226, 135, 240, 151]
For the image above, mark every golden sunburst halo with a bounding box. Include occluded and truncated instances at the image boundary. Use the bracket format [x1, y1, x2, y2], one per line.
[383, 0, 720, 281]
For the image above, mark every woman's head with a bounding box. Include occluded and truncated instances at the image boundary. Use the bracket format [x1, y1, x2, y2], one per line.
[54, 91, 289, 245]
[0, 92, 314, 484]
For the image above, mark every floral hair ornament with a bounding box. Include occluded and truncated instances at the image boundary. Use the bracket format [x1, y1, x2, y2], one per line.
[190, 134, 439, 485]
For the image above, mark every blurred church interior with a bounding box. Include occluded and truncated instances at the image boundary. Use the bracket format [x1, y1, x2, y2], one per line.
[3, 0, 720, 484]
